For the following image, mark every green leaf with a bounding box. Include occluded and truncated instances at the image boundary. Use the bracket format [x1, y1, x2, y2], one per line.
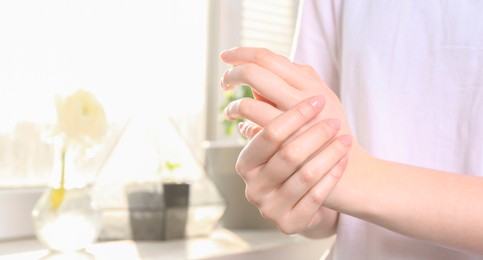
[165, 161, 181, 172]
[220, 85, 254, 136]
[241, 85, 254, 98]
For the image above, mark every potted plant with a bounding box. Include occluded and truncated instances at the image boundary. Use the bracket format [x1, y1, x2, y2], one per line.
[156, 161, 190, 241]
[126, 160, 189, 241]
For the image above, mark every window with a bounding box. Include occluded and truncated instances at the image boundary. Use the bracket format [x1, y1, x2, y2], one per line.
[0, 0, 208, 240]
[0, 0, 300, 241]
[205, 0, 300, 141]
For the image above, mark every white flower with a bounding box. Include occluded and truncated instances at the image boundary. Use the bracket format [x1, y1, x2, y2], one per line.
[55, 89, 108, 147]
[49, 89, 108, 211]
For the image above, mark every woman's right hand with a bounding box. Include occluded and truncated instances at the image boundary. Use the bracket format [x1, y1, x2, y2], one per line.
[226, 95, 352, 234]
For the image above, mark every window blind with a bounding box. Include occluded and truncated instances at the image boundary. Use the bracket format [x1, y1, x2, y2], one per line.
[240, 0, 299, 57]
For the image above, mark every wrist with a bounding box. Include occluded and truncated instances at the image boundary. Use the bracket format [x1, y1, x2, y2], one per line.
[323, 142, 379, 217]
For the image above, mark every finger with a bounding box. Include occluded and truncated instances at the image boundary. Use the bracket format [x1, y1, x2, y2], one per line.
[253, 118, 341, 194]
[304, 155, 349, 230]
[285, 136, 351, 230]
[220, 47, 320, 91]
[224, 97, 281, 127]
[238, 121, 262, 140]
[221, 63, 299, 110]
[270, 135, 351, 220]
[295, 63, 321, 79]
[251, 89, 275, 107]
[236, 95, 325, 178]
[264, 153, 349, 235]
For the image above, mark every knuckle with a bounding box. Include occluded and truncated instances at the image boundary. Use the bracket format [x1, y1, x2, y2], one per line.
[258, 208, 269, 220]
[292, 102, 315, 123]
[244, 187, 260, 205]
[325, 140, 350, 162]
[234, 164, 244, 177]
[234, 162, 243, 173]
[235, 160, 249, 179]
[261, 124, 284, 143]
[328, 165, 345, 180]
[294, 105, 309, 120]
[254, 48, 274, 64]
[277, 221, 299, 235]
[307, 189, 325, 208]
[259, 205, 276, 222]
[316, 121, 337, 138]
[297, 166, 320, 187]
[305, 66, 317, 75]
[296, 64, 321, 85]
[278, 146, 300, 166]
[299, 64, 315, 74]
[240, 64, 258, 79]
[334, 138, 351, 154]
[235, 155, 254, 179]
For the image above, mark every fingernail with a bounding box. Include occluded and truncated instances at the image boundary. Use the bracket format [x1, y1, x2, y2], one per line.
[220, 80, 231, 90]
[327, 119, 341, 130]
[223, 105, 231, 120]
[220, 49, 229, 59]
[340, 135, 353, 147]
[309, 95, 324, 108]
[224, 100, 239, 120]
[339, 155, 348, 165]
[220, 68, 233, 90]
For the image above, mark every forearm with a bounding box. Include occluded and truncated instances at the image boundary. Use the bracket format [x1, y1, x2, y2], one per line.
[299, 207, 339, 239]
[326, 146, 483, 254]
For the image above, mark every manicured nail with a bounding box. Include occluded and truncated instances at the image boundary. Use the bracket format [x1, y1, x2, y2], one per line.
[309, 95, 324, 108]
[340, 135, 353, 147]
[327, 119, 341, 130]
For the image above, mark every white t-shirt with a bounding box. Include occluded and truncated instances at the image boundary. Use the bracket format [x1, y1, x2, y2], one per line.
[292, 0, 483, 259]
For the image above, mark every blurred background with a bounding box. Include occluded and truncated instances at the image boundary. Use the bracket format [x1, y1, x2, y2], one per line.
[0, 0, 300, 243]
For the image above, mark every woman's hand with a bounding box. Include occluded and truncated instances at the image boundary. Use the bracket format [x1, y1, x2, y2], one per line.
[227, 95, 352, 234]
[220, 47, 352, 138]
[220, 47, 362, 235]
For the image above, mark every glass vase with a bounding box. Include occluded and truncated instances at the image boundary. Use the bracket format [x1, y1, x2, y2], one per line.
[31, 139, 101, 253]
[32, 186, 101, 252]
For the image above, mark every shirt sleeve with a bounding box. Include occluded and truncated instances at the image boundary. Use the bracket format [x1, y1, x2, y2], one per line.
[291, 0, 343, 95]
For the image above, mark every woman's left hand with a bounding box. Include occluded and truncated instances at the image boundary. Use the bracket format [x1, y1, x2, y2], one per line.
[220, 47, 353, 139]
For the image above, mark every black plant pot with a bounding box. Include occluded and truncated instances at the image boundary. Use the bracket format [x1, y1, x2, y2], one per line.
[127, 182, 190, 241]
[162, 183, 190, 240]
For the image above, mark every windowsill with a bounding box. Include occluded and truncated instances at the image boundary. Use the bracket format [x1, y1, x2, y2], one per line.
[0, 228, 335, 260]
[0, 188, 43, 241]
